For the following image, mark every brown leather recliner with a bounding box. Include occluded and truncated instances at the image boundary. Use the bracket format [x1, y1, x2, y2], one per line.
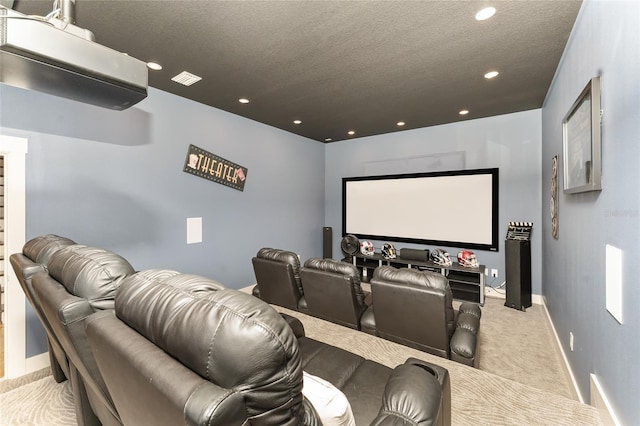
[251, 247, 308, 312]
[9, 234, 76, 383]
[366, 265, 482, 367]
[299, 258, 371, 330]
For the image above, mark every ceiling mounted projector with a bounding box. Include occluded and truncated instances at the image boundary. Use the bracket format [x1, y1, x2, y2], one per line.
[0, 5, 148, 110]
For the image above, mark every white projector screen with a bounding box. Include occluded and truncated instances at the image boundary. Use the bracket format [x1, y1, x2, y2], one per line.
[342, 168, 499, 251]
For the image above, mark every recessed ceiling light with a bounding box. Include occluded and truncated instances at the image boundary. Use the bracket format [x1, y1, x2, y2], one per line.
[325, 138, 333, 142]
[171, 71, 202, 86]
[484, 70, 500, 79]
[397, 121, 406, 126]
[348, 130, 355, 135]
[293, 120, 302, 125]
[475, 7, 496, 21]
[238, 98, 250, 104]
[459, 110, 469, 115]
[146, 62, 162, 71]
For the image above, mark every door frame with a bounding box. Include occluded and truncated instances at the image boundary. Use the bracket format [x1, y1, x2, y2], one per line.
[0, 134, 27, 379]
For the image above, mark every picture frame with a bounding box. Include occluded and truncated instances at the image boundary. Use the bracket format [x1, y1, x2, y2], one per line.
[562, 76, 602, 194]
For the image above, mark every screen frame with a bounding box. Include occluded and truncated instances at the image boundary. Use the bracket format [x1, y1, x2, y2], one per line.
[342, 168, 499, 251]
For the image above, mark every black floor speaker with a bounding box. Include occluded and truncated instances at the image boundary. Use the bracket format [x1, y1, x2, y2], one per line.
[322, 226, 332, 259]
[505, 239, 532, 311]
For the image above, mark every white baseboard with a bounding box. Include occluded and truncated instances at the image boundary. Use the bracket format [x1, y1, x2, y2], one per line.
[541, 297, 584, 403]
[590, 374, 621, 425]
[25, 352, 49, 374]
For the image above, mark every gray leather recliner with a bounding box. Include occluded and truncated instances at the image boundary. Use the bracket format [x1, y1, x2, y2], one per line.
[299, 257, 372, 330]
[32, 244, 135, 426]
[366, 265, 482, 367]
[86, 269, 451, 425]
[9, 234, 76, 383]
[251, 247, 308, 312]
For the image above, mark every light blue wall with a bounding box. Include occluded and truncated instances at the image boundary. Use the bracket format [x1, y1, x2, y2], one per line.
[1, 85, 325, 357]
[324, 110, 542, 293]
[541, 1, 640, 423]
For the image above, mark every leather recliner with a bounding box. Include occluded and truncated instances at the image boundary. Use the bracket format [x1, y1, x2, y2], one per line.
[32, 244, 135, 426]
[251, 247, 308, 312]
[366, 265, 482, 367]
[9, 234, 76, 383]
[299, 257, 372, 330]
[85, 269, 451, 425]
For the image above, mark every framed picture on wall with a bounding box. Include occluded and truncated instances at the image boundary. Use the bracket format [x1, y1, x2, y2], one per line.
[562, 76, 602, 194]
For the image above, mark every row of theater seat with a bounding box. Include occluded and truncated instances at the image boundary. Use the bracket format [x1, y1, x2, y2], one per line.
[251, 247, 482, 367]
[11, 235, 452, 425]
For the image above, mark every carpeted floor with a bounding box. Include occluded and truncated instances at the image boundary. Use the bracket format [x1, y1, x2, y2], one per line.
[273, 299, 600, 425]
[0, 294, 601, 425]
[472, 296, 577, 400]
[0, 368, 76, 425]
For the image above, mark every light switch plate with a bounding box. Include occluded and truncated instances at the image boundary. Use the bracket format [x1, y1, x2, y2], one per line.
[187, 217, 202, 244]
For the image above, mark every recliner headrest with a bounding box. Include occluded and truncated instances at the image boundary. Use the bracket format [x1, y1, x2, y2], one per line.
[257, 247, 301, 270]
[46, 244, 135, 310]
[303, 258, 360, 283]
[373, 265, 448, 291]
[115, 270, 303, 421]
[256, 247, 303, 292]
[23, 234, 76, 265]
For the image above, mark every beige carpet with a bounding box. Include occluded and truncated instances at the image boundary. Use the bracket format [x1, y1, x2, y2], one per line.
[0, 368, 76, 425]
[274, 302, 600, 425]
[473, 296, 577, 400]
[0, 294, 600, 425]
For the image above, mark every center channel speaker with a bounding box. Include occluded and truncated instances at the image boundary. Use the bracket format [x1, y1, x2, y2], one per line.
[399, 248, 430, 262]
[323, 226, 332, 259]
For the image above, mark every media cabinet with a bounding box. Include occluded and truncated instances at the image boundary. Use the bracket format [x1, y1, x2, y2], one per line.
[345, 253, 486, 306]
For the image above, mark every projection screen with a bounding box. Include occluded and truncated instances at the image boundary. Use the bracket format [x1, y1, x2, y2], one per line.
[342, 168, 499, 251]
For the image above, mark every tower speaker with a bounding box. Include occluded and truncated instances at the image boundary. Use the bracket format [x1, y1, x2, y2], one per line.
[322, 227, 332, 259]
[505, 239, 532, 311]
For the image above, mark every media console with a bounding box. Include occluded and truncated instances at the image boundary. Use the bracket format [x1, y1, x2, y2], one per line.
[345, 253, 485, 306]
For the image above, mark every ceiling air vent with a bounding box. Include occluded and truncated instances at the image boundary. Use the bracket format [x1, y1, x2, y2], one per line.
[171, 71, 202, 86]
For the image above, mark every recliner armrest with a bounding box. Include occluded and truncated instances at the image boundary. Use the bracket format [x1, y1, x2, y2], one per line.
[450, 328, 478, 367]
[370, 358, 451, 426]
[359, 306, 377, 335]
[456, 312, 480, 335]
[458, 302, 482, 319]
[452, 305, 479, 367]
[280, 313, 306, 338]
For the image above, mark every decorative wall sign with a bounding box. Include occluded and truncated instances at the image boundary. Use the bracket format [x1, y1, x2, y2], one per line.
[183, 144, 248, 191]
[551, 155, 559, 239]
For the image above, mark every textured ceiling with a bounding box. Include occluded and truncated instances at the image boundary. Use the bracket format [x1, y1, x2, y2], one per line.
[12, 0, 582, 142]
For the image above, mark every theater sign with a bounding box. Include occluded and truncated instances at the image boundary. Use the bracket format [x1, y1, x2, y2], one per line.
[183, 144, 248, 192]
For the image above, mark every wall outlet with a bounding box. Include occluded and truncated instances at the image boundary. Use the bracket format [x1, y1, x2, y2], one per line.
[570, 332, 574, 351]
[491, 268, 498, 278]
